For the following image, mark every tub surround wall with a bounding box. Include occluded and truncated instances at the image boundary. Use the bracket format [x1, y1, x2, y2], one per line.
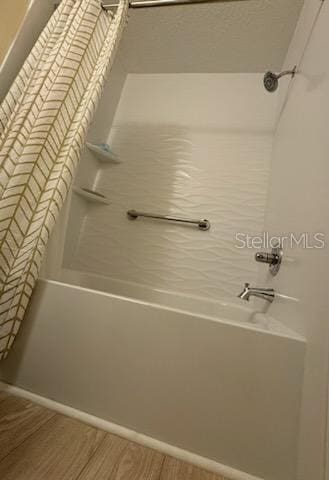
[87, 50, 128, 143]
[261, 1, 329, 479]
[68, 74, 277, 300]
[43, 52, 128, 277]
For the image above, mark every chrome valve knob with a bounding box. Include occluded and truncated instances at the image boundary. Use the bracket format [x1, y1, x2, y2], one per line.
[255, 244, 283, 276]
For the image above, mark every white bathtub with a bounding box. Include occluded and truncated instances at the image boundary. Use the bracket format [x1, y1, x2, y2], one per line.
[0, 274, 305, 480]
[56, 268, 300, 336]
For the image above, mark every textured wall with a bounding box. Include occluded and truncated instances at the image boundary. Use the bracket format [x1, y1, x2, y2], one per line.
[118, 0, 303, 73]
[70, 74, 277, 300]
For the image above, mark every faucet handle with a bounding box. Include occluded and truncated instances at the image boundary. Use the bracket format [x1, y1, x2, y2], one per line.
[255, 244, 283, 276]
[255, 252, 278, 264]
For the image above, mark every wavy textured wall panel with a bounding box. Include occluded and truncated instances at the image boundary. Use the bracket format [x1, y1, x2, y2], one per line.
[69, 74, 275, 300]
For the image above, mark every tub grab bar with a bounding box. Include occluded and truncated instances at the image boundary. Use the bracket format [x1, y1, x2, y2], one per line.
[127, 210, 211, 231]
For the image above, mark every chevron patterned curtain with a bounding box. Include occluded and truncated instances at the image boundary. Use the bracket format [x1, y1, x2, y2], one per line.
[0, 0, 128, 359]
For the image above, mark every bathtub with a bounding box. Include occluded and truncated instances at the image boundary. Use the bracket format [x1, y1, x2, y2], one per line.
[0, 273, 305, 480]
[55, 268, 301, 336]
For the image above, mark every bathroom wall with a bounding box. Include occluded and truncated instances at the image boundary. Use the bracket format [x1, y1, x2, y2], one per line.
[0, 0, 29, 64]
[0, 0, 55, 101]
[261, 1, 329, 479]
[68, 74, 277, 300]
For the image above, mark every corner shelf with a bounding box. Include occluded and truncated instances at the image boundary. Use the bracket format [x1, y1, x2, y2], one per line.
[86, 142, 120, 164]
[73, 186, 110, 205]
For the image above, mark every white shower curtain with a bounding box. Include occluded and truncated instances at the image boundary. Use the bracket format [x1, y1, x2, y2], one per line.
[0, 0, 128, 359]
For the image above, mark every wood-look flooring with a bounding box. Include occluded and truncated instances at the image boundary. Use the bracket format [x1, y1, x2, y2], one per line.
[0, 393, 229, 480]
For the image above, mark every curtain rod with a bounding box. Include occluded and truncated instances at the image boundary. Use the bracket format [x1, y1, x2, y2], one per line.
[102, 0, 249, 10]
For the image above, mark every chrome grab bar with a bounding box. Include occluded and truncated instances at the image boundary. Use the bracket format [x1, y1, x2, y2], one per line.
[127, 210, 211, 231]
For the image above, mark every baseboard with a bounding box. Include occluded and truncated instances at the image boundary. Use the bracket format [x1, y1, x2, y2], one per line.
[0, 381, 263, 480]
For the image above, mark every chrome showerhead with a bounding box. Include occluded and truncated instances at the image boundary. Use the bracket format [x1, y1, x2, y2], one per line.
[263, 71, 279, 92]
[263, 67, 296, 93]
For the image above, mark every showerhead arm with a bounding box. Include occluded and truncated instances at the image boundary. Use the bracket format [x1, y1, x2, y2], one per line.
[263, 66, 296, 92]
[276, 67, 297, 80]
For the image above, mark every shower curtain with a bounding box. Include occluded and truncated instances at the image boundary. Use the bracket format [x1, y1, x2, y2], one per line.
[0, 0, 128, 359]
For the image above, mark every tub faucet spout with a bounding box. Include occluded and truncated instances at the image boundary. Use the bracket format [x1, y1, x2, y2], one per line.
[238, 283, 275, 303]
